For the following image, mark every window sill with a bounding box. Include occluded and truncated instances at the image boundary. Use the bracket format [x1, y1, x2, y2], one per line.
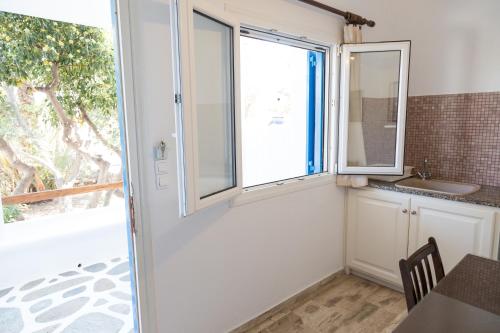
[231, 173, 336, 207]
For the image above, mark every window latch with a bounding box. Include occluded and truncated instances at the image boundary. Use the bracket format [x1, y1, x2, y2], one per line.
[335, 45, 342, 57]
[174, 93, 182, 104]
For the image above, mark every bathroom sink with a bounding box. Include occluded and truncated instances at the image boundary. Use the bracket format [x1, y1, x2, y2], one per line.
[395, 178, 480, 196]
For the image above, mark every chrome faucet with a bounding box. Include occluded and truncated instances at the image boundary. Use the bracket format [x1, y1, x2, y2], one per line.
[417, 159, 432, 180]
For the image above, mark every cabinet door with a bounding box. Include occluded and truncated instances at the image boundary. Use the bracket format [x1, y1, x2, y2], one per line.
[347, 189, 410, 285]
[408, 197, 495, 273]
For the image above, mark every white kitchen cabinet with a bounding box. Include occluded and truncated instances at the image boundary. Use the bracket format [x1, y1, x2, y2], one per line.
[346, 188, 497, 286]
[408, 197, 495, 273]
[346, 189, 411, 285]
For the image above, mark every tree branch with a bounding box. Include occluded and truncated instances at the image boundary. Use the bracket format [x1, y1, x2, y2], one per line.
[37, 69, 109, 170]
[2, 85, 67, 189]
[4, 85, 30, 133]
[34, 62, 61, 92]
[18, 151, 64, 188]
[79, 104, 121, 157]
[0, 137, 36, 195]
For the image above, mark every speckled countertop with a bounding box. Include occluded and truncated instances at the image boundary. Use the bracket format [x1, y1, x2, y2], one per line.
[367, 178, 500, 209]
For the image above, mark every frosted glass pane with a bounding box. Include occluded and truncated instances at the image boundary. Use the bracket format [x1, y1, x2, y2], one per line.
[193, 12, 235, 198]
[346, 50, 401, 167]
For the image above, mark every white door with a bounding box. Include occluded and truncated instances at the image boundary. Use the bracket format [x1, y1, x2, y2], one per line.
[408, 197, 495, 273]
[346, 189, 410, 285]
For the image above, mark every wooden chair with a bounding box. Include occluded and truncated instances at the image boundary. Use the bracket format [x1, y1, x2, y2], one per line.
[399, 237, 445, 311]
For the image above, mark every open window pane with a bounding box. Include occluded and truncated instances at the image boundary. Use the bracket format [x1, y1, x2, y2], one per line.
[193, 12, 236, 198]
[176, 1, 241, 215]
[338, 41, 410, 175]
[240, 35, 326, 188]
[347, 50, 401, 167]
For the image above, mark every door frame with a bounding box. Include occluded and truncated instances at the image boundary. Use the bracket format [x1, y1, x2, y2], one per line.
[113, 0, 158, 331]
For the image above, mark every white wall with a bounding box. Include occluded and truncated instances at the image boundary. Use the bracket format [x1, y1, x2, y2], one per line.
[127, 0, 346, 332]
[329, 0, 500, 96]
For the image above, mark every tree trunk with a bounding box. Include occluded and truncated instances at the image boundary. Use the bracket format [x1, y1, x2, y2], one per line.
[80, 105, 121, 157]
[4, 86, 30, 134]
[0, 137, 36, 195]
[35, 63, 115, 209]
[42, 80, 110, 173]
[35, 64, 110, 172]
[3, 85, 65, 190]
[88, 162, 110, 208]
[19, 152, 64, 189]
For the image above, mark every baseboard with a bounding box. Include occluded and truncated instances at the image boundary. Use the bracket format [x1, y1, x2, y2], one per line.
[349, 269, 404, 293]
[229, 268, 345, 333]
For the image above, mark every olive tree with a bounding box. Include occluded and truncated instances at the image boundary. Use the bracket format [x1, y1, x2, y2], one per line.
[0, 12, 121, 206]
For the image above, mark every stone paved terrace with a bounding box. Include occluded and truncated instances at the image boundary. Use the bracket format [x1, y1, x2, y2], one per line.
[0, 257, 134, 333]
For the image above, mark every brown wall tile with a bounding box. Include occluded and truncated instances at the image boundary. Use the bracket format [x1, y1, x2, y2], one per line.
[404, 92, 500, 186]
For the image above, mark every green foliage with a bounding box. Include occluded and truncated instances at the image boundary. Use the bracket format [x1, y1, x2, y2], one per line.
[2, 205, 22, 223]
[0, 89, 12, 136]
[37, 167, 56, 190]
[0, 12, 117, 116]
[0, 12, 122, 217]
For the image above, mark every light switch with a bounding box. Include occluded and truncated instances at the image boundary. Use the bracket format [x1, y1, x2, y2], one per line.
[155, 160, 168, 175]
[158, 174, 169, 189]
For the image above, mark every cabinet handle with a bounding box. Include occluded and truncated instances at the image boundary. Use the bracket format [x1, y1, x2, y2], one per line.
[411, 210, 417, 215]
[402, 209, 408, 214]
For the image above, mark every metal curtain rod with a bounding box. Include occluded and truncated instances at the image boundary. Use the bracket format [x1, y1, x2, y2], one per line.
[297, 0, 376, 27]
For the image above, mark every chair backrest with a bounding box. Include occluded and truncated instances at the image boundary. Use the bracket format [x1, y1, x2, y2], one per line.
[399, 237, 445, 311]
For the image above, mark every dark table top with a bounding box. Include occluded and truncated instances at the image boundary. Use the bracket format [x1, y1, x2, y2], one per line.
[434, 254, 500, 315]
[394, 254, 500, 333]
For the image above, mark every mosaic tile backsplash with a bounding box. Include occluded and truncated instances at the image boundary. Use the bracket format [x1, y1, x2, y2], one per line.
[404, 92, 500, 187]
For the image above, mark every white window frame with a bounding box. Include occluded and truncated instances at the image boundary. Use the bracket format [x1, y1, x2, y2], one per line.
[232, 27, 336, 206]
[175, 0, 242, 215]
[337, 41, 411, 175]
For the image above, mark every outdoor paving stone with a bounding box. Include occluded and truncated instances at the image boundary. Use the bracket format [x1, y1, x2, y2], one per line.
[119, 274, 130, 282]
[110, 291, 131, 301]
[33, 324, 60, 333]
[94, 278, 115, 292]
[83, 263, 107, 273]
[109, 303, 130, 315]
[30, 299, 53, 313]
[63, 286, 86, 298]
[0, 307, 24, 333]
[3, 258, 133, 332]
[61, 312, 124, 333]
[93, 299, 108, 307]
[0, 287, 13, 298]
[20, 278, 45, 291]
[22, 277, 93, 302]
[35, 297, 90, 323]
[107, 262, 129, 275]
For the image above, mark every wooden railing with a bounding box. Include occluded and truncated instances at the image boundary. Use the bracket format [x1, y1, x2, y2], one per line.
[1, 181, 124, 205]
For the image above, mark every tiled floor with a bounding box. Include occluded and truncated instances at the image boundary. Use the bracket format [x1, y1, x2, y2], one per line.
[0, 257, 134, 333]
[240, 274, 407, 333]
